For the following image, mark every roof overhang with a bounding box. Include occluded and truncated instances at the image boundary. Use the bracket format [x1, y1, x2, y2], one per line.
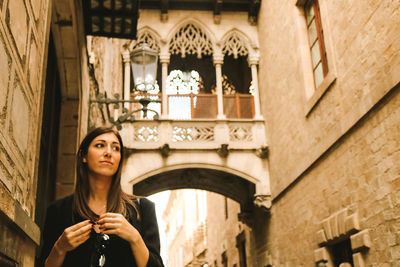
[83, 0, 140, 39]
[83, 0, 261, 39]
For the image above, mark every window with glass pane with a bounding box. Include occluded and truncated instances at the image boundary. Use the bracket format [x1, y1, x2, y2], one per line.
[304, 0, 328, 88]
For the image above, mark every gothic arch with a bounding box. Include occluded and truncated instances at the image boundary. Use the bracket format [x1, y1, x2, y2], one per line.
[166, 19, 216, 58]
[221, 29, 250, 58]
[220, 28, 258, 55]
[129, 165, 257, 212]
[128, 163, 260, 185]
[128, 26, 162, 52]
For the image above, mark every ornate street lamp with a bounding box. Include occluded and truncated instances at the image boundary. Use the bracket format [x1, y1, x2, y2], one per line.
[90, 43, 160, 130]
[131, 43, 158, 92]
[130, 43, 159, 119]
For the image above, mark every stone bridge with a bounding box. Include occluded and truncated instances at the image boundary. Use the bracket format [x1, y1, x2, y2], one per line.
[119, 119, 271, 213]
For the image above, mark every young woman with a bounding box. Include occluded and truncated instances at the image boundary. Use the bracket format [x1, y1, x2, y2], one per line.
[40, 127, 164, 267]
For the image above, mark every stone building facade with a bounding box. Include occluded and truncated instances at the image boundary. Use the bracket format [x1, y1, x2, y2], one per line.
[0, 0, 398, 266]
[257, 0, 400, 266]
[163, 190, 253, 267]
[0, 0, 52, 265]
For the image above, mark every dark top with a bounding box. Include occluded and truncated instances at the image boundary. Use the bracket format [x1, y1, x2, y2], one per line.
[39, 195, 164, 267]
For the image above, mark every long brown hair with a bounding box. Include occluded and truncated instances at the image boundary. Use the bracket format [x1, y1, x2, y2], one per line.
[73, 127, 138, 221]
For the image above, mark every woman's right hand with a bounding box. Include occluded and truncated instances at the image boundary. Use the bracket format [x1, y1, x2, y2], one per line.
[45, 220, 93, 267]
[53, 220, 93, 254]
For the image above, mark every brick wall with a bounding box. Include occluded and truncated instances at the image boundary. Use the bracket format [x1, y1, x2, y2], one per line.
[258, 0, 400, 197]
[257, 0, 400, 265]
[267, 84, 400, 265]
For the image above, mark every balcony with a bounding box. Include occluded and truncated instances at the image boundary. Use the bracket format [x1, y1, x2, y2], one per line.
[129, 92, 255, 120]
[90, 91, 267, 152]
[113, 92, 266, 152]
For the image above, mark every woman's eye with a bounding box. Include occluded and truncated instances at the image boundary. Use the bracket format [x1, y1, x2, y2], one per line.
[113, 146, 120, 151]
[95, 143, 104, 148]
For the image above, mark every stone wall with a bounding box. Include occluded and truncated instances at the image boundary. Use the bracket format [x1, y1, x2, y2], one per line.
[0, 0, 52, 265]
[258, 0, 400, 265]
[206, 192, 254, 266]
[164, 190, 253, 267]
[51, 0, 90, 200]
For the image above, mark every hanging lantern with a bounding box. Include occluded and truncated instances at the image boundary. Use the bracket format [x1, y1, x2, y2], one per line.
[130, 43, 158, 92]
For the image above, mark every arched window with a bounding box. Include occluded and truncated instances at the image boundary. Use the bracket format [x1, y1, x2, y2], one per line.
[167, 70, 204, 119]
[169, 23, 213, 58]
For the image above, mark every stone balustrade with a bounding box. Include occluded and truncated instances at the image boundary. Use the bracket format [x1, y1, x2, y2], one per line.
[119, 118, 267, 153]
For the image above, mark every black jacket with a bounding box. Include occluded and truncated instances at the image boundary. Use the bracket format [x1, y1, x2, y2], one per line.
[39, 195, 164, 267]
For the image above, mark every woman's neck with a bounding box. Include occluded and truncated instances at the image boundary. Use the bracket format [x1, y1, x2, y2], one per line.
[88, 174, 112, 202]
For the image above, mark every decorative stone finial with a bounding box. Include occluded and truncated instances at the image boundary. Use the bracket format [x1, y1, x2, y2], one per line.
[253, 194, 272, 210]
[256, 145, 268, 158]
[217, 144, 229, 158]
[159, 143, 171, 157]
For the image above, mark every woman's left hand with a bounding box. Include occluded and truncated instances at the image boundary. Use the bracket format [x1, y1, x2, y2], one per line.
[98, 212, 150, 267]
[97, 213, 140, 244]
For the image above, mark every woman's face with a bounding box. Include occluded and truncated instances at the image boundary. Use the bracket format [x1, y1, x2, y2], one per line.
[83, 132, 122, 179]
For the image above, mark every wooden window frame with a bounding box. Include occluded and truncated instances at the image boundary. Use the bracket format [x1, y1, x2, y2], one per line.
[296, 0, 337, 116]
[311, 0, 328, 77]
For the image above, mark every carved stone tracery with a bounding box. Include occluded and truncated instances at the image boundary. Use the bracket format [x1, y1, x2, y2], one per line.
[222, 31, 249, 59]
[169, 23, 213, 58]
[229, 126, 253, 142]
[133, 31, 160, 52]
[133, 125, 159, 142]
[172, 125, 215, 142]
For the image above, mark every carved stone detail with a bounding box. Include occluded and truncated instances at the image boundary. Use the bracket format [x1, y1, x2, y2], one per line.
[133, 126, 159, 142]
[172, 126, 215, 142]
[222, 31, 249, 59]
[351, 229, 371, 252]
[229, 126, 252, 142]
[133, 31, 160, 51]
[169, 23, 213, 58]
[253, 194, 271, 210]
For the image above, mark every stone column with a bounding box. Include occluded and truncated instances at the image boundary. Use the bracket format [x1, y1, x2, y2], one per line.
[213, 54, 226, 119]
[159, 53, 170, 119]
[122, 51, 131, 110]
[248, 55, 263, 119]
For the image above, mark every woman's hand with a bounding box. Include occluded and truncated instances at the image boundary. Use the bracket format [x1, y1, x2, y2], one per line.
[54, 220, 93, 254]
[97, 213, 140, 243]
[45, 220, 92, 267]
[97, 213, 150, 267]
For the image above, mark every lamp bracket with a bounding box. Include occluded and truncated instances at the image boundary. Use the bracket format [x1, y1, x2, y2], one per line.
[90, 93, 161, 130]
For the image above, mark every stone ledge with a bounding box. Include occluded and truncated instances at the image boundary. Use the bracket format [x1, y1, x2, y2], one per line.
[0, 188, 40, 246]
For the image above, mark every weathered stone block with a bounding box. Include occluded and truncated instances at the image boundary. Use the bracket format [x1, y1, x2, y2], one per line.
[322, 219, 333, 240]
[345, 212, 360, 234]
[316, 229, 327, 245]
[352, 252, 365, 267]
[351, 229, 371, 252]
[337, 209, 347, 235]
[331, 213, 339, 238]
[314, 247, 329, 262]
